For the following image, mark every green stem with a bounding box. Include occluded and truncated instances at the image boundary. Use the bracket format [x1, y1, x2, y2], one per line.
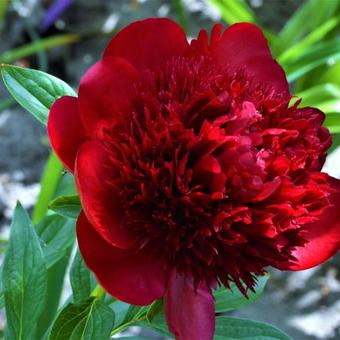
[32, 152, 63, 224]
[0, 34, 79, 64]
[90, 285, 106, 300]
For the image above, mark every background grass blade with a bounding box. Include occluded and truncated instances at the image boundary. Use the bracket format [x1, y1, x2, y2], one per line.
[0, 34, 79, 64]
[209, 0, 256, 24]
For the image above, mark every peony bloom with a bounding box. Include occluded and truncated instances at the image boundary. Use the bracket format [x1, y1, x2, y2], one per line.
[48, 18, 340, 340]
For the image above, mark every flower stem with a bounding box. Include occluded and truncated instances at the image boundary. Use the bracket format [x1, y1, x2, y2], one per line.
[90, 284, 106, 299]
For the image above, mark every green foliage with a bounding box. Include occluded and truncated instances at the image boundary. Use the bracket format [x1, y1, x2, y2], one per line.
[214, 316, 291, 339]
[215, 274, 270, 313]
[209, 0, 256, 24]
[49, 195, 82, 219]
[33, 153, 64, 224]
[3, 203, 47, 340]
[36, 215, 76, 268]
[0, 64, 75, 125]
[70, 249, 96, 303]
[0, 34, 79, 64]
[49, 297, 114, 340]
[274, 0, 340, 54]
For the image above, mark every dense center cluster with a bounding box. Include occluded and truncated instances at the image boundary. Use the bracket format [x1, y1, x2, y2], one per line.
[101, 55, 331, 291]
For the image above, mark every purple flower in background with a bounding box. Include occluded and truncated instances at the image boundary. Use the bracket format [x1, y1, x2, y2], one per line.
[41, 0, 73, 31]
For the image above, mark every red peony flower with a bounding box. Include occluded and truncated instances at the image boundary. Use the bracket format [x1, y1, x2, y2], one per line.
[48, 18, 340, 340]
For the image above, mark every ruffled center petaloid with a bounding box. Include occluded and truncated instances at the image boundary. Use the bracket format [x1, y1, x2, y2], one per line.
[101, 55, 332, 293]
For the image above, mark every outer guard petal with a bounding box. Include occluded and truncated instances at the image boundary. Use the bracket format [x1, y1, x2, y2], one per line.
[47, 96, 86, 172]
[75, 140, 135, 248]
[212, 23, 289, 97]
[165, 271, 215, 340]
[78, 56, 138, 135]
[77, 212, 167, 305]
[282, 177, 340, 270]
[104, 18, 188, 70]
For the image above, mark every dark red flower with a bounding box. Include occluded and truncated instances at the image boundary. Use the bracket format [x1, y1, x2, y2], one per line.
[48, 18, 340, 340]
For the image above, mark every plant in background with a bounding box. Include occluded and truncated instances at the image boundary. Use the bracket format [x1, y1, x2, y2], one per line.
[1, 0, 340, 339]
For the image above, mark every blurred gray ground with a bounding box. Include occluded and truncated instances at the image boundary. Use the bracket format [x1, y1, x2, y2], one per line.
[1, 1, 340, 339]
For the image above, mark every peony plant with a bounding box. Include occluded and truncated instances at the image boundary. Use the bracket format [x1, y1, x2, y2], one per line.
[1, 16, 340, 340]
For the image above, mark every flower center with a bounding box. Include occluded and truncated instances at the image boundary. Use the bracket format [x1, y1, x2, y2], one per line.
[102, 56, 332, 290]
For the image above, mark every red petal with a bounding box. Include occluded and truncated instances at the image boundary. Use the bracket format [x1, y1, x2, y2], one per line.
[75, 140, 135, 248]
[165, 271, 215, 340]
[284, 177, 340, 270]
[212, 23, 289, 97]
[78, 56, 138, 135]
[47, 96, 86, 172]
[104, 18, 188, 70]
[77, 212, 167, 305]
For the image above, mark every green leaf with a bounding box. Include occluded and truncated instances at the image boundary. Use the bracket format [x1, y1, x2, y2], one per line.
[3, 203, 47, 340]
[49, 297, 114, 340]
[109, 302, 149, 336]
[214, 316, 291, 339]
[146, 299, 163, 322]
[0, 34, 79, 64]
[285, 39, 340, 83]
[36, 215, 76, 268]
[325, 113, 340, 133]
[276, 0, 340, 53]
[214, 274, 270, 313]
[296, 83, 340, 107]
[142, 314, 171, 338]
[70, 249, 96, 303]
[49, 195, 81, 219]
[0, 64, 76, 125]
[330, 133, 340, 152]
[278, 17, 339, 64]
[318, 100, 340, 114]
[208, 0, 255, 24]
[109, 301, 131, 327]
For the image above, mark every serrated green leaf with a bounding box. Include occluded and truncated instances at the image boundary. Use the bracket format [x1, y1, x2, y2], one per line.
[0, 64, 76, 125]
[36, 215, 76, 268]
[3, 203, 47, 340]
[49, 195, 81, 219]
[214, 274, 270, 313]
[49, 297, 114, 340]
[70, 249, 96, 302]
[214, 316, 291, 339]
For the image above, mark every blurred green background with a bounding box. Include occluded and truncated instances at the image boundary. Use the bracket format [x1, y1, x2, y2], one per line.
[1, 1, 340, 339]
